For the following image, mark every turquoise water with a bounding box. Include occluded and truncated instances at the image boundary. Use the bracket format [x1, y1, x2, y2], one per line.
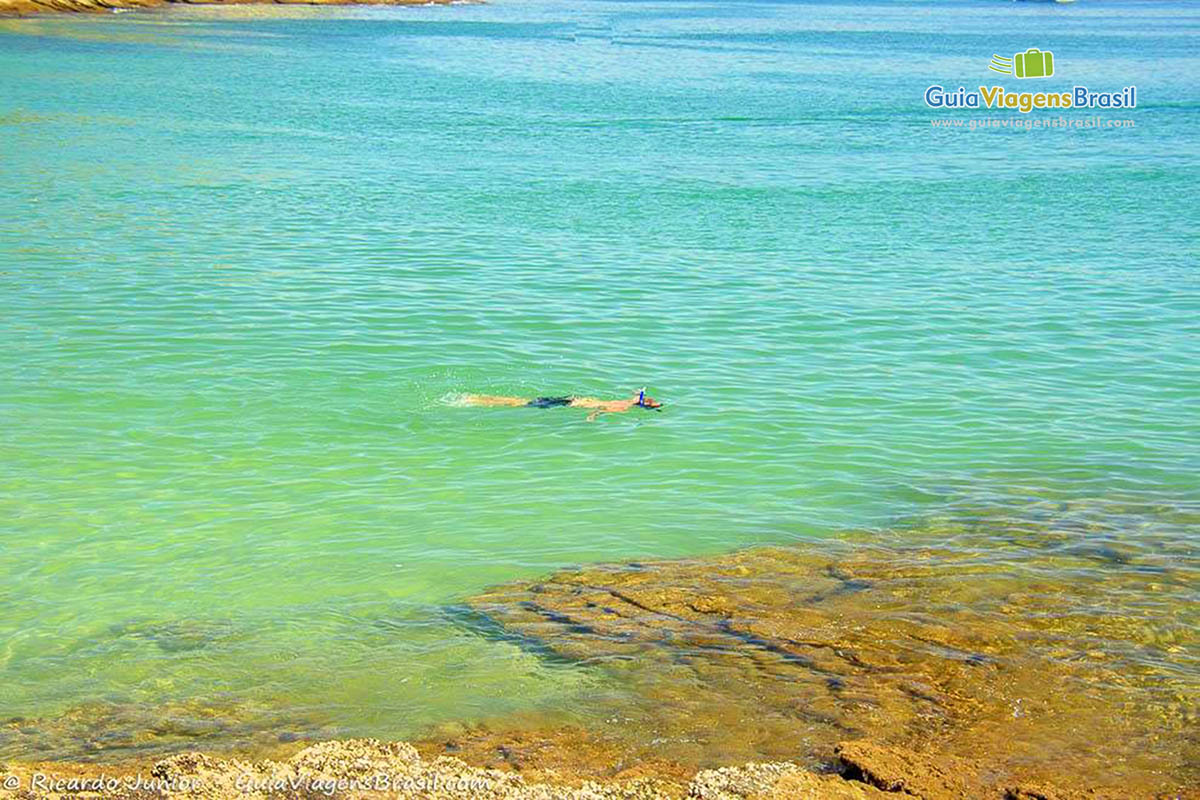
[1, 0, 1198, 759]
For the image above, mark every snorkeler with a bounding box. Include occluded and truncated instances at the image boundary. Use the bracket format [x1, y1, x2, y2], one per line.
[460, 388, 663, 422]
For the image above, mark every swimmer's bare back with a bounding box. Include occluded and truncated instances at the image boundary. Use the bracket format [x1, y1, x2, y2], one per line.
[460, 389, 663, 422]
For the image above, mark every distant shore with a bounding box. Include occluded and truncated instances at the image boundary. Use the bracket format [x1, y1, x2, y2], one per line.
[0, 0, 453, 18]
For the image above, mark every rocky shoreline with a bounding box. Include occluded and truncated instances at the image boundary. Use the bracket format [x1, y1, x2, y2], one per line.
[1, 507, 1195, 798]
[0, 0, 451, 18]
[0, 736, 1137, 799]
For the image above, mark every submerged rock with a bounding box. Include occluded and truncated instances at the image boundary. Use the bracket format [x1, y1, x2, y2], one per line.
[109, 618, 240, 654]
[0, 698, 332, 764]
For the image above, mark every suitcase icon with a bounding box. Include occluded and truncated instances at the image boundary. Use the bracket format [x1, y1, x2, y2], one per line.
[1014, 48, 1054, 78]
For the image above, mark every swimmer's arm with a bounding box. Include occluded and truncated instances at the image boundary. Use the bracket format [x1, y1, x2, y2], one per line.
[586, 400, 635, 421]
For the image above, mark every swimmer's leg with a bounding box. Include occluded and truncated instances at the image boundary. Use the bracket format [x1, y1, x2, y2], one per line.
[460, 394, 530, 407]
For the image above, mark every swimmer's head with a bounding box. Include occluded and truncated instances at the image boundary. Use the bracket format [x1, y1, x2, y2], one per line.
[634, 388, 663, 410]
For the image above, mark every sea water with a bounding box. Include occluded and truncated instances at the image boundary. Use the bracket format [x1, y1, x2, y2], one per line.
[0, 0, 1197, 759]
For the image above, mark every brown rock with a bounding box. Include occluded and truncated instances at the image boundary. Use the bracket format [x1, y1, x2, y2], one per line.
[834, 741, 980, 800]
[755, 772, 895, 799]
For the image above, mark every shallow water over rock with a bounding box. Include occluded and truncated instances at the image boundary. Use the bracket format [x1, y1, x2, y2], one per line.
[0, 698, 333, 763]
[465, 504, 1200, 797]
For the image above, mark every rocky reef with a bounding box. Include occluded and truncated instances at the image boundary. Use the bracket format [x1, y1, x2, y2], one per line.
[463, 507, 1199, 798]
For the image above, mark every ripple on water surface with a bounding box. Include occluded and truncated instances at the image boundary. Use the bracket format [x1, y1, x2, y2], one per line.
[0, 0, 1197, 781]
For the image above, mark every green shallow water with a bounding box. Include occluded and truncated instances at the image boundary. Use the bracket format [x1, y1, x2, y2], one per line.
[0, 0, 1198, 760]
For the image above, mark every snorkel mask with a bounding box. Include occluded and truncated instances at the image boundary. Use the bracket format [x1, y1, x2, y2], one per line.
[634, 389, 663, 411]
